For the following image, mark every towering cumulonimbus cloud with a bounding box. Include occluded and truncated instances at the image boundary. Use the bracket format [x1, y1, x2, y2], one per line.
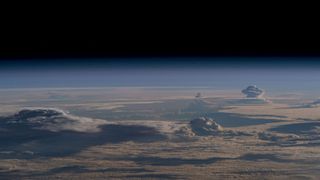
[241, 85, 265, 98]
[190, 117, 224, 135]
[175, 117, 223, 136]
[0, 108, 167, 158]
[308, 99, 320, 107]
[300, 99, 320, 108]
[175, 117, 252, 137]
[0, 108, 108, 133]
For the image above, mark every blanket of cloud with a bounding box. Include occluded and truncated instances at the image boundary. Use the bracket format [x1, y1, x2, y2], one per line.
[241, 85, 265, 98]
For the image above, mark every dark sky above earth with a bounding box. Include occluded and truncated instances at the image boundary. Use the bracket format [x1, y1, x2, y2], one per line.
[1, 58, 320, 94]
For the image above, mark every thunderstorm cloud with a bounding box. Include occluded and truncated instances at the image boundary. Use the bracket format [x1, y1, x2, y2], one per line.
[242, 85, 265, 98]
[175, 117, 251, 137]
[297, 98, 320, 108]
[0, 108, 108, 133]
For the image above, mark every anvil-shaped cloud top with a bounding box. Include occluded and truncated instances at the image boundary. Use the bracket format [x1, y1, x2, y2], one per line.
[241, 85, 265, 98]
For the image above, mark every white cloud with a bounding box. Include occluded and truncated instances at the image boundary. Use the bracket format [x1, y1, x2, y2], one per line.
[297, 98, 320, 108]
[4, 108, 109, 133]
[241, 85, 265, 98]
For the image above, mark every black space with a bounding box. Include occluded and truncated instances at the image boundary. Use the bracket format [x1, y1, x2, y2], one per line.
[1, 14, 320, 60]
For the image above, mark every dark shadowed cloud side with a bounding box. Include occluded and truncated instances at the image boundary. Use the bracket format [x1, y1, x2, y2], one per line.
[0, 108, 166, 158]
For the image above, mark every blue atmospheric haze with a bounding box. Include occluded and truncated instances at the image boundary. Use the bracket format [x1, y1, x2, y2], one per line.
[0, 58, 320, 95]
